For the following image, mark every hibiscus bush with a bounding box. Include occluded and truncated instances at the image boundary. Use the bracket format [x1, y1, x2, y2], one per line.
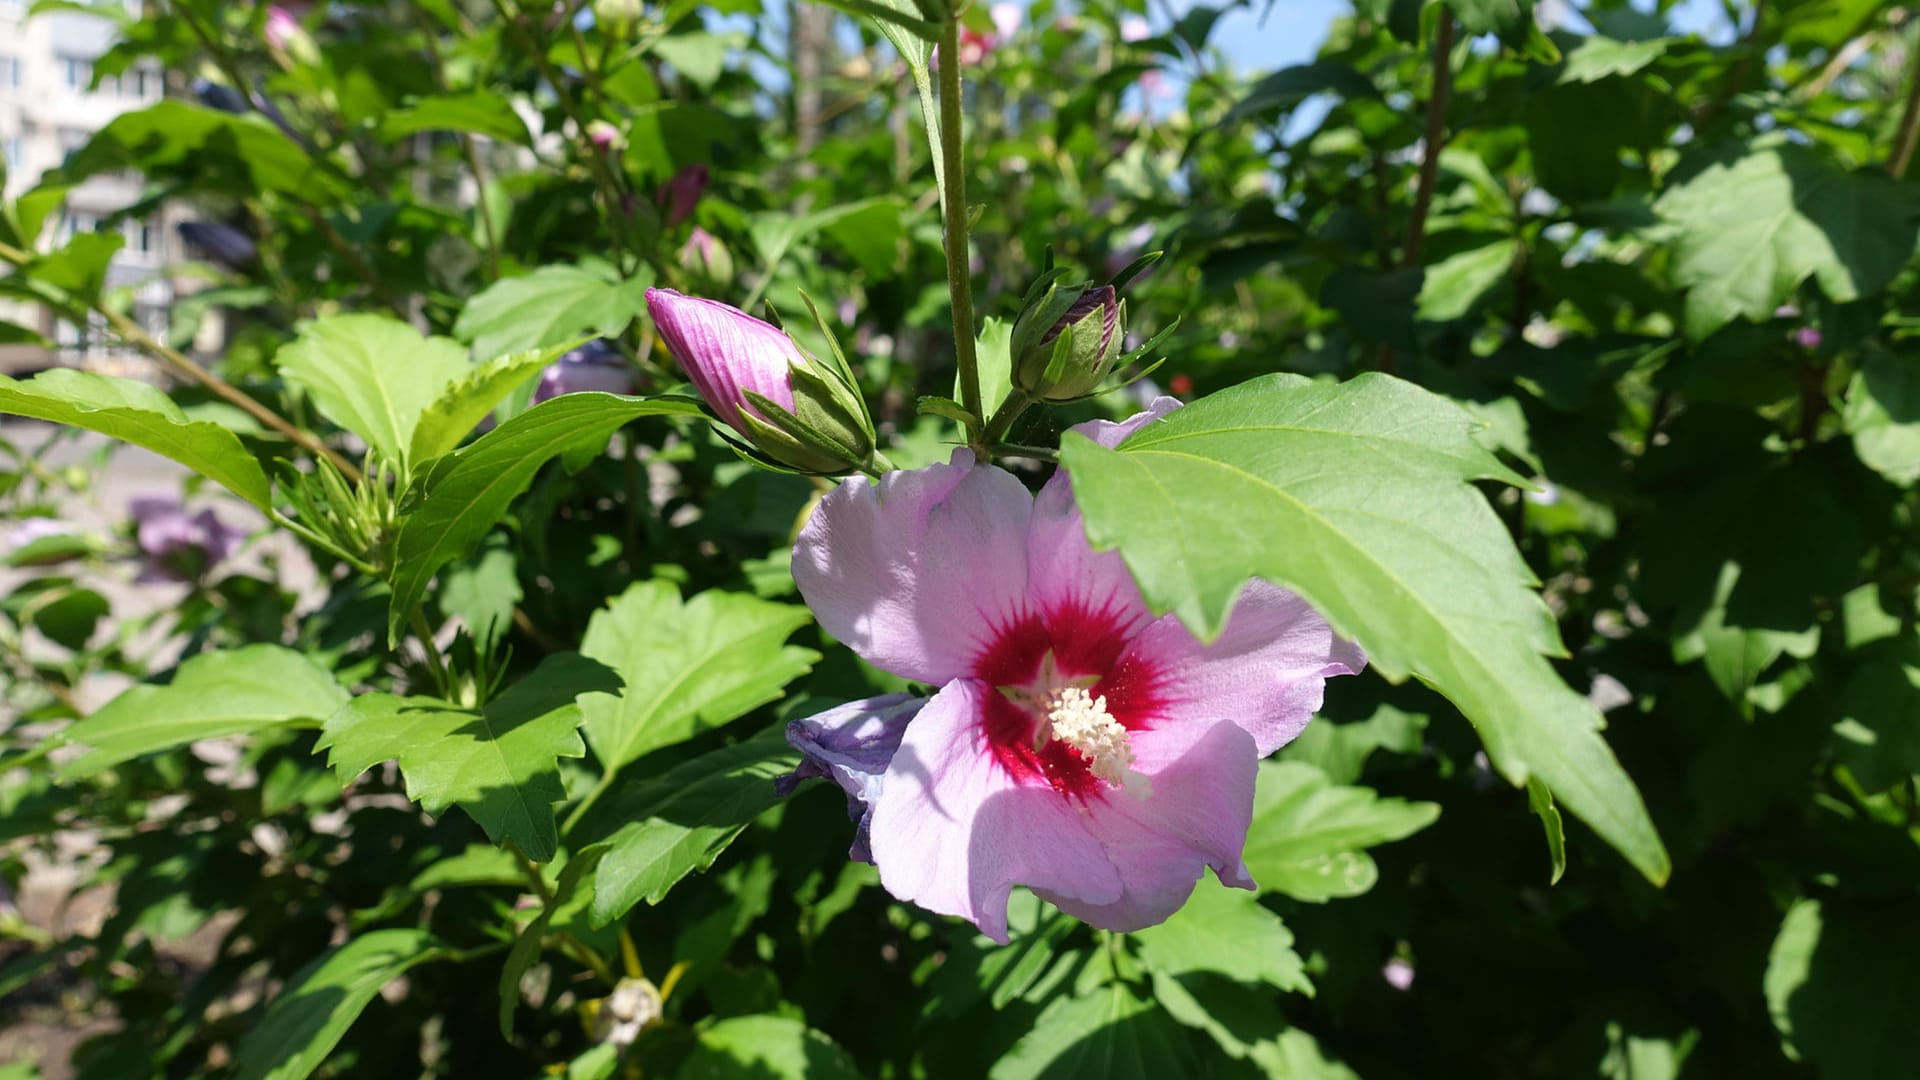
[3, 0, 1919, 1076]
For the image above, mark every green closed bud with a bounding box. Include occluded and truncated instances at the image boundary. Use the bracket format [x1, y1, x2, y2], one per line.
[1010, 283, 1125, 402]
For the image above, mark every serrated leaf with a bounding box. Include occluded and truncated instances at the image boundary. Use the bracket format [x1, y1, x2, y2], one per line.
[579, 580, 818, 774]
[409, 340, 574, 462]
[1133, 874, 1310, 993]
[384, 392, 703, 644]
[274, 314, 472, 468]
[378, 90, 531, 145]
[453, 263, 650, 362]
[1416, 240, 1515, 322]
[56, 645, 347, 778]
[1225, 60, 1379, 124]
[1060, 373, 1669, 884]
[588, 730, 798, 924]
[1656, 144, 1920, 340]
[1243, 761, 1439, 902]
[232, 929, 443, 1080]
[316, 653, 621, 861]
[989, 980, 1194, 1080]
[1527, 776, 1567, 885]
[1843, 349, 1920, 487]
[1557, 36, 1672, 83]
[0, 370, 271, 509]
[1765, 898, 1920, 1079]
[680, 1014, 865, 1080]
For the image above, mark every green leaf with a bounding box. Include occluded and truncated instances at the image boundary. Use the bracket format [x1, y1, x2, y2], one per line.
[316, 653, 622, 861]
[1765, 897, 1920, 1079]
[65, 100, 350, 200]
[1527, 776, 1568, 885]
[57, 645, 347, 778]
[406, 844, 524, 891]
[679, 1015, 864, 1080]
[1834, 641, 1920, 793]
[1416, 240, 1515, 322]
[1059, 373, 1670, 884]
[1280, 702, 1426, 785]
[29, 585, 107, 651]
[989, 980, 1194, 1079]
[453, 263, 650, 362]
[384, 392, 703, 645]
[1656, 144, 1920, 340]
[437, 533, 522, 653]
[378, 91, 532, 145]
[1844, 349, 1920, 487]
[0, 370, 271, 509]
[1557, 36, 1672, 82]
[232, 929, 444, 1080]
[1225, 61, 1379, 124]
[274, 314, 473, 468]
[1132, 874, 1311, 993]
[409, 341, 574, 463]
[1243, 761, 1439, 902]
[588, 730, 799, 924]
[972, 316, 1015, 422]
[651, 32, 734, 92]
[579, 580, 818, 774]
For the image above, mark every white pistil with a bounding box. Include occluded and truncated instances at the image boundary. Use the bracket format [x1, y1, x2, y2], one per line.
[1040, 687, 1149, 796]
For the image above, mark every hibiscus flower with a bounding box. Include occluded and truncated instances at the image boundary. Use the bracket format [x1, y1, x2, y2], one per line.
[780, 400, 1364, 941]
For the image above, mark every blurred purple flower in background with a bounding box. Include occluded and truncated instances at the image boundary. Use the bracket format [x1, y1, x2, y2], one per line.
[1794, 326, 1822, 350]
[177, 222, 259, 270]
[659, 164, 709, 228]
[532, 340, 636, 403]
[990, 3, 1022, 40]
[129, 496, 245, 584]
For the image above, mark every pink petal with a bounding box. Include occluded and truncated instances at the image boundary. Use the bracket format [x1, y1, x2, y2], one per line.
[1024, 465, 1157, 674]
[1064, 396, 1182, 450]
[1032, 719, 1259, 930]
[794, 455, 1035, 685]
[867, 679, 1122, 944]
[1125, 580, 1365, 756]
[644, 288, 799, 434]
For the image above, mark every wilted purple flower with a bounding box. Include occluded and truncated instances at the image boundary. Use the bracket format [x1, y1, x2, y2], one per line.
[533, 340, 636, 403]
[192, 78, 250, 115]
[658, 164, 709, 229]
[129, 496, 245, 584]
[782, 401, 1365, 941]
[177, 222, 258, 270]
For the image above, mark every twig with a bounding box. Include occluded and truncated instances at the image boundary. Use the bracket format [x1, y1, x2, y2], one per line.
[0, 239, 362, 480]
[1402, 12, 1455, 270]
[1890, 31, 1920, 178]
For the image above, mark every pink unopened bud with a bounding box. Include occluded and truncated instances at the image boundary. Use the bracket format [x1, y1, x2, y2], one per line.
[658, 164, 709, 229]
[586, 120, 623, 151]
[645, 288, 876, 475]
[1794, 326, 1822, 350]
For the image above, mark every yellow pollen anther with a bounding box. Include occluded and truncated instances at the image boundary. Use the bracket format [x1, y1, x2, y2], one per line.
[1041, 687, 1146, 794]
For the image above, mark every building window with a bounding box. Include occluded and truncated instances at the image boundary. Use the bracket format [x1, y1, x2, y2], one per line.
[132, 220, 158, 255]
[132, 68, 154, 99]
[58, 53, 92, 91]
[0, 56, 20, 91]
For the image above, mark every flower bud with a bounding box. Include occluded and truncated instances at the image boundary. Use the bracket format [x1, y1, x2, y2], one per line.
[585, 120, 623, 152]
[658, 164, 708, 229]
[645, 288, 877, 476]
[1009, 282, 1125, 402]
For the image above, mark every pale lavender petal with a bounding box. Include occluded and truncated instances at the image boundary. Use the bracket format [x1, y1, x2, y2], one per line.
[1025, 464, 1156, 653]
[1064, 396, 1181, 449]
[794, 455, 1034, 685]
[777, 692, 924, 862]
[1031, 719, 1259, 931]
[645, 288, 800, 433]
[867, 679, 1122, 944]
[1125, 579, 1365, 756]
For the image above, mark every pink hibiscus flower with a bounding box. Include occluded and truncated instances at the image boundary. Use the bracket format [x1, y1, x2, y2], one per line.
[782, 400, 1364, 941]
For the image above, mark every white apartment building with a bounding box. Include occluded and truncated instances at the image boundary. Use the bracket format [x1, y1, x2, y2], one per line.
[0, 0, 181, 373]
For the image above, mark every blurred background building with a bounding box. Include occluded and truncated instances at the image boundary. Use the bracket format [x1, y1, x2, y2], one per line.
[0, 0, 182, 376]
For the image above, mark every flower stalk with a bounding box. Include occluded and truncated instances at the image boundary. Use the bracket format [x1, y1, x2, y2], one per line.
[936, 16, 984, 449]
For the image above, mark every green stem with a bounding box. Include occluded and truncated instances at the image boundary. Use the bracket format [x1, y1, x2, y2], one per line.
[562, 771, 617, 835]
[409, 606, 451, 697]
[935, 18, 984, 449]
[981, 388, 1032, 446]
